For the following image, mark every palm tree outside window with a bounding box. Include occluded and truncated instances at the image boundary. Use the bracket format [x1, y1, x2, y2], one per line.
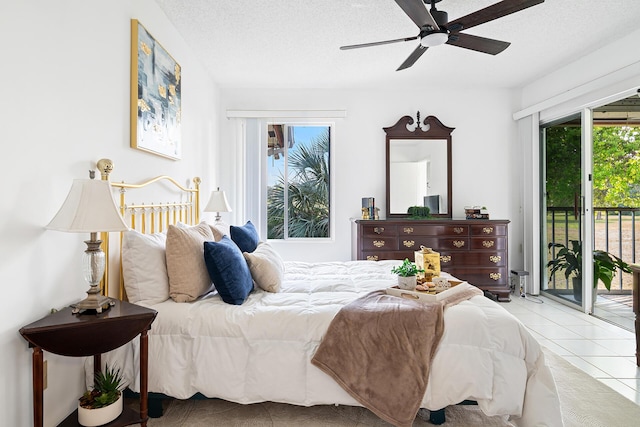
[266, 124, 331, 239]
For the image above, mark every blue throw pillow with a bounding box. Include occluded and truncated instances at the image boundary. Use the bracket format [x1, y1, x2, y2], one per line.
[203, 237, 253, 305]
[230, 220, 259, 253]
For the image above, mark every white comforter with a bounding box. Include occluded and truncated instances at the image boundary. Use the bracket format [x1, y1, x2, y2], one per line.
[99, 260, 562, 426]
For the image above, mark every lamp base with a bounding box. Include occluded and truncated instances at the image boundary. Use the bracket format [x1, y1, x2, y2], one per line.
[71, 285, 115, 314]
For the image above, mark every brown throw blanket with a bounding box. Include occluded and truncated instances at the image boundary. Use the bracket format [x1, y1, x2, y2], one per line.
[311, 283, 483, 427]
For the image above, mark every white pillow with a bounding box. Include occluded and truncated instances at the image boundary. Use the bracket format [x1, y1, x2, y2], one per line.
[121, 229, 169, 305]
[243, 242, 284, 292]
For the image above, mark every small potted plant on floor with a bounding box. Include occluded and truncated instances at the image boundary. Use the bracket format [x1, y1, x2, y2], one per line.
[546, 240, 631, 305]
[391, 258, 424, 290]
[78, 364, 125, 427]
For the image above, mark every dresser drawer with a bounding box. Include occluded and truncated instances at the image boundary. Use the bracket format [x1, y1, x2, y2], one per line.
[361, 224, 397, 237]
[399, 224, 469, 236]
[361, 251, 413, 261]
[361, 237, 398, 251]
[398, 237, 470, 251]
[439, 252, 506, 267]
[448, 267, 509, 286]
[470, 237, 507, 251]
[470, 224, 507, 236]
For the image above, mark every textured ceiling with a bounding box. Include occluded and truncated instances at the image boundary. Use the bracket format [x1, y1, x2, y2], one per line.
[153, 0, 640, 90]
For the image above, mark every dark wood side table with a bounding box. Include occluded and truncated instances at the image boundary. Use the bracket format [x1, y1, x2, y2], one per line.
[20, 300, 157, 427]
[630, 264, 640, 367]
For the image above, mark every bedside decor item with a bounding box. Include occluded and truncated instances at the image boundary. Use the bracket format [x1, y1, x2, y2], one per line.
[415, 246, 440, 278]
[131, 19, 182, 160]
[46, 173, 129, 313]
[78, 364, 124, 426]
[204, 187, 232, 224]
[361, 197, 375, 220]
[407, 205, 431, 219]
[465, 206, 489, 219]
[391, 258, 424, 290]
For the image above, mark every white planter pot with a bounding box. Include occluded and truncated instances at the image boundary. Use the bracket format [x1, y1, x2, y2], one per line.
[397, 275, 417, 290]
[78, 393, 123, 427]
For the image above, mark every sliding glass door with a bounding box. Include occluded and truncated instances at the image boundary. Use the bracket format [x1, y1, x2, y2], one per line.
[541, 111, 594, 312]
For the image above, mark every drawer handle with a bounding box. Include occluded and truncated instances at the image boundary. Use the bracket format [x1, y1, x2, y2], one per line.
[453, 227, 464, 234]
[403, 240, 415, 248]
[374, 227, 385, 234]
[440, 255, 452, 263]
[452, 240, 465, 248]
[489, 255, 501, 264]
[490, 272, 501, 281]
[482, 240, 495, 248]
[483, 227, 494, 234]
[403, 227, 414, 234]
[373, 240, 385, 248]
[366, 255, 379, 261]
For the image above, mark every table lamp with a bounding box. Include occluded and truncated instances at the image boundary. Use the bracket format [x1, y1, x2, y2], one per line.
[204, 187, 232, 224]
[47, 173, 129, 313]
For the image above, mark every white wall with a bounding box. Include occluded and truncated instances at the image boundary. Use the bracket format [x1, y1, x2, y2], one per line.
[219, 87, 520, 263]
[0, 1, 220, 426]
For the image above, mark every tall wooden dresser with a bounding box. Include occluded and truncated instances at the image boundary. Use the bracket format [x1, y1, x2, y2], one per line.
[354, 219, 511, 301]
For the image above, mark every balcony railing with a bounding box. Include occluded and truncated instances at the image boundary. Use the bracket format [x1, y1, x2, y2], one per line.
[546, 207, 639, 293]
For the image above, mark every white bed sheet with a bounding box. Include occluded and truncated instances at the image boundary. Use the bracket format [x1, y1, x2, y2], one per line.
[98, 260, 562, 426]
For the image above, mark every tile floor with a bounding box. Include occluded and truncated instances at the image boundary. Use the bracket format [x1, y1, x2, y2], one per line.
[500, 293, 640, 406]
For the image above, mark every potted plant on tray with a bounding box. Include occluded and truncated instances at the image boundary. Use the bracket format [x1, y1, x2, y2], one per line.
[78, 364, 125, 427]
[391, 258, 424, 290]
[546, 240, 631, 305]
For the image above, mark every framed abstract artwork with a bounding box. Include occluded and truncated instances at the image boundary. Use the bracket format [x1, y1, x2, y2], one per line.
[130, 19, 182, 160]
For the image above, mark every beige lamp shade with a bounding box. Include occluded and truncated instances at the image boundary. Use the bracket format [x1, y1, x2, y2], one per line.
[204, 189, 232, 213]
[47, 179, 129, 233]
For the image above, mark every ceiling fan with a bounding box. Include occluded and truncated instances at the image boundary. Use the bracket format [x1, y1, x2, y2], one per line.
[340, 0, 545, 71]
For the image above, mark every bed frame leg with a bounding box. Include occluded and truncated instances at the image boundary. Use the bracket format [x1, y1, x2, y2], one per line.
[429, 408, 446, 425]
[148, 396, 164, 418]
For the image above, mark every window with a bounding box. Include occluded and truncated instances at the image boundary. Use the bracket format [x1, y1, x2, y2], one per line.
[266, 123, 331, 239]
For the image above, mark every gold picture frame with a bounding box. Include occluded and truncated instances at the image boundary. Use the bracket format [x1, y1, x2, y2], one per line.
[130, 19, 182, 160]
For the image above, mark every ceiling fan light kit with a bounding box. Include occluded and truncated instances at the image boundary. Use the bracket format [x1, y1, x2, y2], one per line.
[340, 0, 545, 70]
[420, 32, 448, 47]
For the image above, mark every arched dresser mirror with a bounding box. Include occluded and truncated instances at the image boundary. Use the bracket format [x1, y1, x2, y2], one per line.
[384, 112, 454, 218]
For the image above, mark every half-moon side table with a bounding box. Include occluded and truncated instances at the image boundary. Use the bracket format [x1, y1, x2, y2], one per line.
[630, 264, 640, 367]
[20, 300, 157, 427]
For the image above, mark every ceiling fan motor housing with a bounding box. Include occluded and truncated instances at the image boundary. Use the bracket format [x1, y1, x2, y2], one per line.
[431, 10, 448, 27]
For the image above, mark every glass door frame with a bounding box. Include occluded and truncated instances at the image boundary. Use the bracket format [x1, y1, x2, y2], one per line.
[581, 108, 594, 314]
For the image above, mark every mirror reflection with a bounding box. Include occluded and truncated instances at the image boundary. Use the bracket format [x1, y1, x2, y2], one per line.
[389, 139, 448, 215]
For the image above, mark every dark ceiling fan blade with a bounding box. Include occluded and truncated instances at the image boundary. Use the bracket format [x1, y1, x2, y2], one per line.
[394, 0, 439, 29]
[448, 0, 544, 32]
[397, 44, 428, 71]
[446, 33, 510, 55]
[340, 35, 418, 50]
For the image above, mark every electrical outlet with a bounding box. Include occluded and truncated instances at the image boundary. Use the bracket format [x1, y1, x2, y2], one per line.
[43, 360, 47, 390]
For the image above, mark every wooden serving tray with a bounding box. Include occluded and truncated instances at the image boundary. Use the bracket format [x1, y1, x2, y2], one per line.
[386, 280, 463, 302]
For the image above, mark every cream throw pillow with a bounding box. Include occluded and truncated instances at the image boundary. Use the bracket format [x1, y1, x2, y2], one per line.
[121, 230, 169, 305]
[166, 222, 215, 302]
[243, 242, 284, 292]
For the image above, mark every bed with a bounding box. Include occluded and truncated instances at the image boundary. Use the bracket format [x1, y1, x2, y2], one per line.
[91, 161, 562, 426]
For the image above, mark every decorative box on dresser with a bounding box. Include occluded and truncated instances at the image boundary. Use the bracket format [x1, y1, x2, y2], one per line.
[354, 219, 511, 302]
